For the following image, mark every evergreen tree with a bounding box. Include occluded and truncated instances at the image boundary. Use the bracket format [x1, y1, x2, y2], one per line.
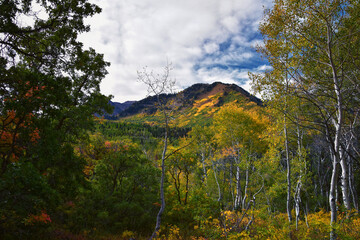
[0, 0, 111, 237]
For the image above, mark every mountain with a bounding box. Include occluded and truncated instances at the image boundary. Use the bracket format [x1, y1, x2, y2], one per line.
[104, 101, 135, 120]
[107, 82, 262, 127]
[110, 101, 135, 115]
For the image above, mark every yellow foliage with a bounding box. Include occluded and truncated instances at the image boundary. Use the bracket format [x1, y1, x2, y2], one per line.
[194, 101, 216, 116]
[185, 209, 360, 240]
[228, 231, 251, 240]
[121, 230, 135, 239]
[167, 225, 182, 240]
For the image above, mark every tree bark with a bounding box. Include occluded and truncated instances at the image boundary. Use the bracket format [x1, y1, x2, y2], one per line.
[339, 148, 351, 211]
[242, 162, 249, 210]
[326, 20, 345, 239]
[294, 181, 301, 230]
[201, 152, 209, 195]
[211, 158, 222, 202]
[234, 165, 242, 210]
[150, 120, 168, 239]
[329, 155, 339, 240]
[228, 161, 235, 206]
[348, 156, 359, 211]
[284, 114, 292, 223]
[295, 121, 303, 230]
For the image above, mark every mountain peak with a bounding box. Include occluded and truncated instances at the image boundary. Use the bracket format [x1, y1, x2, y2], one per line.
[179, 82, 261, 105]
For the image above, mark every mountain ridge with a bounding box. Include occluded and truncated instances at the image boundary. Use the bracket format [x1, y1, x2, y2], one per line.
[107, 82, 261, 120]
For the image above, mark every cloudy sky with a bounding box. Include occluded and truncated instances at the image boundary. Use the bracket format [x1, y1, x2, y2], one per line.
[78, 0, 273, 102]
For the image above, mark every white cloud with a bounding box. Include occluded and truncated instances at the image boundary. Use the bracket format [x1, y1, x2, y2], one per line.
[256, 64, 273, 71]
[78, 0, 273, 102]
[203, 43, 219, 54]
[221, 16, 239, 33]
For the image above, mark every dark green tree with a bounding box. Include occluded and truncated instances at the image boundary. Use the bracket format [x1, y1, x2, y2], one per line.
[0, 0, 112, 237]
[71, 134, 159, 236]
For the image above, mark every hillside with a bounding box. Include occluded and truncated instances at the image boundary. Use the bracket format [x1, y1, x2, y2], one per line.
[104, 101, 135, 120]
[107, 82, 262, 127]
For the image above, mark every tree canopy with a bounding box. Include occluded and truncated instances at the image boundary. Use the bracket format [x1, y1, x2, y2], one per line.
[0, 0, 111, 237]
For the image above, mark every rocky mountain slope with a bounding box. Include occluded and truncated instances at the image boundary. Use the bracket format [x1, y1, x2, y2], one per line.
[107, 82, 262, 127]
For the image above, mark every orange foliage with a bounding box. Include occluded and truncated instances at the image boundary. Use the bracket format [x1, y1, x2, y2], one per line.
[104, 141, 112, 148]
[30, 128, 40, 142]
[1, 80, 47, 168]
[1, 109, 41, 164]
[25, 210, 51, 225]
[23, 82, 46, 100]
[221, 146, 239, 158]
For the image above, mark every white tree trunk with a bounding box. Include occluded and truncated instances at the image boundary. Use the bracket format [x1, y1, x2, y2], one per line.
[201, 152, 209, 195]
[327, 21, 345, 239]
[234, 165, 242, 210]
[242, 163, 249, 210]
[150, 119, 168, 240]
[284, 114, 292, 223]
[294, 181, 301, 230]
[211, 159, 222, 202]
[349, 163, 359, 211]
[329, 155, 339, 240]
[339, 148, 351, 211]
[229, 162, 234, 206]
[295, 121, 303, 230]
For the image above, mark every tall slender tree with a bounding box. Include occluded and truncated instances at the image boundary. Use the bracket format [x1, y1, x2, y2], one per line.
[137, 62, 176, 239]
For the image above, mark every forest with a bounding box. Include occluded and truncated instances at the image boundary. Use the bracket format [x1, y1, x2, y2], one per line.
[1, 0, 360, 239]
